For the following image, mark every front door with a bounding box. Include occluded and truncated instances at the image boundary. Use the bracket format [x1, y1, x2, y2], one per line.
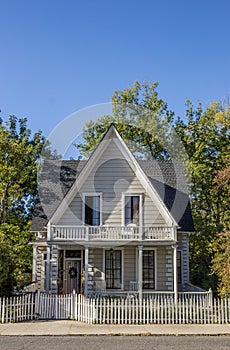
[64, 260, 81, 294]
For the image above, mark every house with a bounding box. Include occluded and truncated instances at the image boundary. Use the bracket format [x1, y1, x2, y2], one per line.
[31, 124, 197, 297]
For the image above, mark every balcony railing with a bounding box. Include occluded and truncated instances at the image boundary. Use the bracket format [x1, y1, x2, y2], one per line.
[50, 225, 175, 241]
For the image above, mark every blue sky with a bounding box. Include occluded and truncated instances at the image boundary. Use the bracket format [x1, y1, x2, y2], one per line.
[1, 0, 230, 139]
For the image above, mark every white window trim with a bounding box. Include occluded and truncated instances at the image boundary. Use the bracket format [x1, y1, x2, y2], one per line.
[82, 192, 103, 226]
[136, 247, 157, 290]
[122, 193, 143, 227]
[103, 248, 124, 290]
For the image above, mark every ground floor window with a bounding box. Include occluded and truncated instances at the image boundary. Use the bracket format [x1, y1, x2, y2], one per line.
[105, 249, 122, 289]
[142, 249, 155, 289]
[177, 250, 182, 284]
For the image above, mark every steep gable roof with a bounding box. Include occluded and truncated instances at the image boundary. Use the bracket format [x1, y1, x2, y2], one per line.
[48, 125, 178, 226]
[31, 125, 195, 232]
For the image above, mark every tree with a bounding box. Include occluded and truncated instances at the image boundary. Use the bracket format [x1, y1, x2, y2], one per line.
[0, 115, 52, 294]
[211, 230, 230, 297]
[211, 153, 230, 296]
[0, 223, 32, 296]
[77, 81, 175, 160]
[175, 101, 230, 292]
[0, 228, 13, 295]
[0, 116, 48, 224]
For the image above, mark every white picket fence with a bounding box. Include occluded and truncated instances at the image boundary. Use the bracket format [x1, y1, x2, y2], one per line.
[93, 295, 230, 324]
[0, 293, 35, 323]
[1, 292, 230, 324]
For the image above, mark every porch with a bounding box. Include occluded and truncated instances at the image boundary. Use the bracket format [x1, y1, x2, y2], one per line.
[45, 244, 180, 297]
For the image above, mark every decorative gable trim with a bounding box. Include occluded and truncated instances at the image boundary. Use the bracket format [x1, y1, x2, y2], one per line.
[49, 124, 178, 227]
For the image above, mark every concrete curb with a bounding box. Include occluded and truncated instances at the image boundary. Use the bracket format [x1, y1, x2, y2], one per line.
[0, 321, 230, 336]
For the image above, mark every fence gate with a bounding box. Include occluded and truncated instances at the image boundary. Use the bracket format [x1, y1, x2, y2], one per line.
[36, 292, 72, 319]
[35, 292, 95, 323]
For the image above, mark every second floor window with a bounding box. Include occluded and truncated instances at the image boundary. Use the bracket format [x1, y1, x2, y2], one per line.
[84, 195, 100, 226]
[125, 195, 140, 225]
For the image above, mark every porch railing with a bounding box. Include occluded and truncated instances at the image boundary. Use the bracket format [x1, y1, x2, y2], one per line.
[50, 225, 175, 241]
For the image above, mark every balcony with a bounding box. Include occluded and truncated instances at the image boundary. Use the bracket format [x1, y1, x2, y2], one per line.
[50, 225, 175, 242]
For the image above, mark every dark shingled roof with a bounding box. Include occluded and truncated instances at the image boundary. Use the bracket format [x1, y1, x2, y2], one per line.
[138, 160, 194, 232]
[31, 159, 195, 232]
[31, 160, 87, 231]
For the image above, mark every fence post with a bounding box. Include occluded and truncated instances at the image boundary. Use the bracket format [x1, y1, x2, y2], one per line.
[208, 288, 213, 324]
[1, 297, 5, 323]
[208, 288, 213, 306]
[71, 290, 76, 319]
[34, 290, 40, 319]
[93, 298, 97, 324]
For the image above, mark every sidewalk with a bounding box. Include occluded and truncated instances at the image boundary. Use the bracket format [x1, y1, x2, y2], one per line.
[0, 321, 230, 336]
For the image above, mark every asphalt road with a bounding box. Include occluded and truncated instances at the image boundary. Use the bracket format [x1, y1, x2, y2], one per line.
[0, 336, 229, 350]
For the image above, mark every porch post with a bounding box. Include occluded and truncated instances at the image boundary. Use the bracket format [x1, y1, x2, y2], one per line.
[32, 245, 37, 282]
[45, 245, 51, 294]
[47, 222, 51, 240]
[138, 245, 143, 300]
[172, 244, 178, 304]
[84, 245, 89, 297]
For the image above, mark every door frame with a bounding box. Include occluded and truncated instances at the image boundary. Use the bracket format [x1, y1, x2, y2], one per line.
[63, 249, 83, 294]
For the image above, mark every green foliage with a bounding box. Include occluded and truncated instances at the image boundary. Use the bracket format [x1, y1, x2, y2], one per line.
[0, 115, 47, 224]
[211, 230, 230, 297]
[0, 228, 13, 295]
[0, 115, 50, 294]
[175, 101, 230, 292]
[211, 155, 230, 296]
[76, 81, 175, 160]
[0, 223, 34, 296]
